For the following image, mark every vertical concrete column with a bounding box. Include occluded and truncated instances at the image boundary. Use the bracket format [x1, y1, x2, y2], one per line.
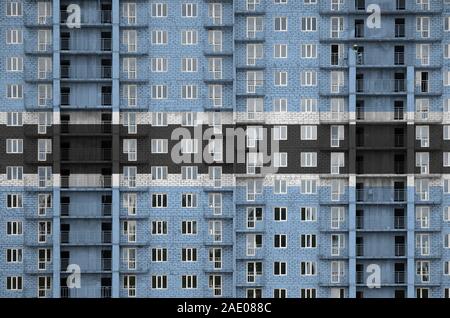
[52, 0, 61, 298]
[406, 66, 416, 298]
[348, 48, 357, 298]
[111, 0, 120, 298]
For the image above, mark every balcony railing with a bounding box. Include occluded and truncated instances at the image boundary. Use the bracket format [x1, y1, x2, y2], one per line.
[61, 175, 112, 188]
[356, 244, 364, 256]
[61, 66, 112, 79]
[356, 108, 405, 121]
[60, 93, 112, 107]
[394, 216, 405, 229]
[61, 286, 111, 298]
[356, 189, 406, 203]
[61, 148, 112, 162]
[60, 122, 112, 134]
[60, 231, 112, 244]
[60, 203, 112, 217]
[356, 79, 406, 94]
[60, 38, 112, 52]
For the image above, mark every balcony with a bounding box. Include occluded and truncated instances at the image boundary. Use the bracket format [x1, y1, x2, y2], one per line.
[395, 271, 406, 284]
[60, 93, 112, 108]
[60, 10, 111, 26]
[356, 216, 406, 231]
[395, 244, 406, 257]
[61, 175, 112, 189]
[60, 231, 112, 245]
[356, 107, 405, 122]
[356, 79, 406, 95]
[61, 148, 112, 162]
[60, 38, 112, 53]
[60, 203, 112, 218]
[61, 287, 111, 298]
[61, 258, 112, 272]
[60, 66, 112, 81]
[356, 189, 406, 203]
[60, 122, 111, 135]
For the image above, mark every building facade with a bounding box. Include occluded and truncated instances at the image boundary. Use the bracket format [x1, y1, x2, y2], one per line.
[1, 0, 450, 298]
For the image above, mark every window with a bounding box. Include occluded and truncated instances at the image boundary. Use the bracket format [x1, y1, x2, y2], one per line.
[123, 58, 136, 79]
[274, 44, 287, 58]
[247, 207, 263, 228]
[444, 206, 450, 222]
[123, 112, 137, 134]
[6, 29, 22, 44]
[182, 84, 198, 100]
[416, 126, 429, 147]
[151, 85, 167, 99]
[274, 179, 287, 194]
[301, 125, 317, 140]
[209, 220, 223, 242]
[182, 221, 197, 235]
[6, 277, 22, 291]
[181, 193, 197, 208]
[122, 220, 137, 243]
[300, 207, 317, 222]
[151, 30, 168, 45]
[181, 275, 197, 289]
[152, 113, 168, 126]
[331, 125, 345, 147]
[300, 179, 317, 194]
[300, 234, 317, 248]
[273, 262, 287, 276]
[123, 139, 137, 161]
[151, 166, 168, 180]
[331, 71, 344, 93]
[151, 248, 167, 262]
[274, 152, 287, 168]
[247, 71, 263, 93]
[247, 44, 263, 66]
[151, 58, 168, 72]
[300, 71, 317, 86]
[38, 193, 52, 216]
[247, 98, 263, 119]
[444, 126, 450, 140]
[416, 207, 430, 229]
[300, 261, 316, 276]
[301, 152, 317, 167]
[417, 17, 430, 38]
[274, 234, 287, 248]
[182, 58, 198, 73]
[301, 44, 317, 59]
[416, 261, 430, 283]
[7, 84, 23, 99]
[274, 71, 288, 87]
[122, 30, 137, 52]
[7, 221, 22, 235]
[37, 1, 51, 24]
[182, 3, 197, 17]
[301, 17, 317, 32]
[181, 248, 197, 262]
[6, 1, 22, 16]
[151, 3, 168, 17]
[6, 166, 23, 181]
[123, 193, 137, 215]
[123, 166, 137, 188]
[274, 17, 287, 31]
[274, 207, 287, 221]
[330, 17, 344, 38]
[208, 30, 222, 52]
[416, 152, 429, 174]
[123, 276, 136, 297]
[152, 194, 167, 208]
[444, 153, 450, 167]
[37, 139, 52, 161]
[6, 57, 22, 72]
[181, 30, 198, 45]
[300, 288, 316, 298]
[123, 3, 136, 24]
[6, 249, 22, 263]
[416, 233, 430, 255]
[331, 179, 345, 201]
[38, 221, 51, 243]
[416, 44, 430, 65]
[208, 3, 222, 25]
[7, 194, 22, 208]
[208, 193, 222, 215]
[273, 98, 287, 112]
[151, 221, 168, 235]
[331, 234, 345, 255]
[273, 126, 287, 141]
[247, 17, 263, 38]
[445, 233, 450, 249]
[301, 98, 318, 112]
[181, 139, 198, 154]
[181, 166, 198, 180]
[331, 207, 345, 229]
[151, 139, 168, 154]
[331, 152, 345, 174]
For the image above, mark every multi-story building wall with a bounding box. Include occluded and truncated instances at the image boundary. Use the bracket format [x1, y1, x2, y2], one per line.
[2, 0, 450, 298]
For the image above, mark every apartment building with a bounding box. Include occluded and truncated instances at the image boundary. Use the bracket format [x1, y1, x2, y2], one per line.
[1, 0, 450, 298]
